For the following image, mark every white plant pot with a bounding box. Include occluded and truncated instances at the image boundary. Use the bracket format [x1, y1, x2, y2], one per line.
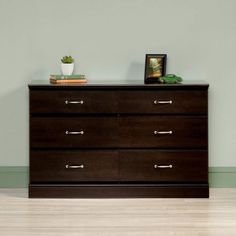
[61, 63, 74, 75]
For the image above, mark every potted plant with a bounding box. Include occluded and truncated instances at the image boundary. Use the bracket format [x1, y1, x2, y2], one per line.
[61, 56, 74, 75]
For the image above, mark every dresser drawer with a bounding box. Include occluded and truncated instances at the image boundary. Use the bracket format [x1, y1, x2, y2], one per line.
[30, 151, 119, 182]
[30, 90, 117, 114]
[31, 117, 118, 148]
[119, 150, 208, 182]
[119, 116, 207, 148]
[118, 91, 207, 114]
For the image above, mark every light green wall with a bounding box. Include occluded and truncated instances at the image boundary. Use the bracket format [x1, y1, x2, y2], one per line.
[1, 167, 236, 188]
[0, 167, 28, 188]
[0, 0, 236, 167]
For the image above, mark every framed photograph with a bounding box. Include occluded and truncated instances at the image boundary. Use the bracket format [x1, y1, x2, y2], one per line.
[144, 54, 167, 84]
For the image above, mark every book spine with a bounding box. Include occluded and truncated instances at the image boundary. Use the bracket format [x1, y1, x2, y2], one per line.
[50, 79, 87, 84]
[50, 75, 86, 80]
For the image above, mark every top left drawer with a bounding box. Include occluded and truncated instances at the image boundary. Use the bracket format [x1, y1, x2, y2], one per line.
[30, 90, 118, 114]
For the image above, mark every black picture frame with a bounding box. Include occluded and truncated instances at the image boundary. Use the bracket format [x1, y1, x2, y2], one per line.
[144, 54, 167, 84]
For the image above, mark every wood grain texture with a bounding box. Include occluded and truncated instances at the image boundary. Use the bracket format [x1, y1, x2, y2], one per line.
[30, 116, 118, 148]
[29, 82, 209, 198]
[119, 150, 208, 182]
[118, 90, 208, 114]
[29, 184, 209, 198]
[30, 151, 119, 183]
[28, 80, 209, 90]
[0, 188, 235, 236]
[119, 116, 207, 148]
[30, 90, 118, 114]
[30, 115, 207, 149]
[30, 90, 208, 114]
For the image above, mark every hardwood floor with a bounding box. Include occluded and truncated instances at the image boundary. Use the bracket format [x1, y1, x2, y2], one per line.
[0, 188, 236, 236]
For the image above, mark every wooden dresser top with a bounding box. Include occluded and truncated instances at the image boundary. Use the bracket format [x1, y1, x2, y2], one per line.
[28, 80, 209, 90]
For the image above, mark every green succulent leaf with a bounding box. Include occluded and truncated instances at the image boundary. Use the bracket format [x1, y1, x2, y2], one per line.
[61, 55, 74, 64]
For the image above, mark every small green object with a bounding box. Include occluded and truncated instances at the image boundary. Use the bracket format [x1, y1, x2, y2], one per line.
[61, 55, 74, 64]
[159, 74, 183, 84]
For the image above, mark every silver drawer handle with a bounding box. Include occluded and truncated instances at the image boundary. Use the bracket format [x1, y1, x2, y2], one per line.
[154, 164, 173, 169]
[154, 130, 173, 135]
[65, 131, 84, 135]
[154, 100, 172, 104]
[65, 164, 84, 169]
[65, 100, 84, 104]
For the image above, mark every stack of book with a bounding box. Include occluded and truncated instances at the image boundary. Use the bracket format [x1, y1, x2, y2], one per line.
[50, 74, 87, 84]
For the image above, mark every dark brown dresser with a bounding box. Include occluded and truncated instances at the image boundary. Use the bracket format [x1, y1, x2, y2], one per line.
[28, 81, 209, 198]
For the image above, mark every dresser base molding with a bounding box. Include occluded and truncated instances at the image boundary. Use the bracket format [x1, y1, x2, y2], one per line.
[29, 184, 209, 198]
